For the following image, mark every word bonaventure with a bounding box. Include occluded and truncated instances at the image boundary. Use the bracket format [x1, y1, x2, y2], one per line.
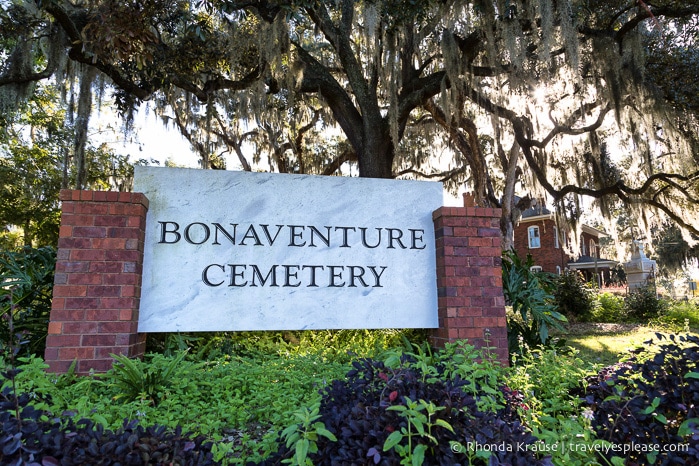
[157, 221, 428, 289]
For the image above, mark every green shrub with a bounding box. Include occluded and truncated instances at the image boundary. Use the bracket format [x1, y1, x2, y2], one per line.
[147, 329, 423, 363]
[502, 251, 567, 357]
[652, 299, 699, 331]
[553, 271, 596, 322]
[625, 285, 669, 321]
[0, 246, 56, 357]
[591, 292, 626, 323]
[507, 348, 601, 466]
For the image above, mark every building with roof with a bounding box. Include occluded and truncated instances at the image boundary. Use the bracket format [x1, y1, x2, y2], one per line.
[513, 203, 618, 286]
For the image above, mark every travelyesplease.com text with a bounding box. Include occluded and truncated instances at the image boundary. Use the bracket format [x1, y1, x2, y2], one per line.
[452, 440, 689, 455]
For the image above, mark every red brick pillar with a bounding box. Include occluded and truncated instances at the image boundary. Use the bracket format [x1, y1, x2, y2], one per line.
[431, 197, 508, 364]
[45, 190, 148, 374]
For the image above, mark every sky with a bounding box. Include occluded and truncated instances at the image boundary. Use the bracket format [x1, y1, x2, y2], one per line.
[96, 107, 466, 206]
[95, 108, 200, 168]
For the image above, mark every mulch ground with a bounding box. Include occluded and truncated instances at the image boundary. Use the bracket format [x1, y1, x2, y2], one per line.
[564, 322, 647, 335]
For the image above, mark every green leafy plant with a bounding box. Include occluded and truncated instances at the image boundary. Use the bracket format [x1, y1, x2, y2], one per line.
[592, 292, 626, 323]
[652, 299, 699, 331]
[0, 247, 55, 357]
[108, 350, 189, 406]
[624, 285, 668, 321]
[502, 251, 567, 356]
[385, 340, 440, 383]
[508, 348, 589, 418]
[280, 402, 337, 466]
[403, 340, 507, 414]
[383, 397, 454, 465]
[553, 270, 596, 322]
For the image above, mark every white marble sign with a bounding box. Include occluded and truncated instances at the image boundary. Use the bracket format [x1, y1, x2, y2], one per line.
[133, 167, 442, 332]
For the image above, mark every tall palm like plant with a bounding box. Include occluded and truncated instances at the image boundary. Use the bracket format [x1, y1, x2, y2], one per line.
[502, 251, 567, 357]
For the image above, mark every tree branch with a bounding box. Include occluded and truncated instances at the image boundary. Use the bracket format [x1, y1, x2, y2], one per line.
[643, 197, 699, 237]
[294, 42, 364, 153]
[170, 66, 263, 102]
[513, 109, 699, 236]
[394, 166, 467, 183]
[423, 98, 496, 205]
[212, 115, 253, 171]
[0, 29, 60, 86]
[615, 4, 699, 43]
[398, 71, 447, 123]
[322, 147, 356, 176]
[526, 102, 611, 148]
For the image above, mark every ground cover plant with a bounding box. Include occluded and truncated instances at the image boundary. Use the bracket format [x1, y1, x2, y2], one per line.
[1, 372, 216, 465]
[4, 353, 348, 463]
[3, 327, 699, 465]
[248, 329, 699, 465]
[506, 351, 595, 466]
[1, 330, 417, 464]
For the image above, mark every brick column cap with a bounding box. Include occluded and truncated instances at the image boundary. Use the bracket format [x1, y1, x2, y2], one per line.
[60, 189, 149, 209]
[433, 206, 502, 219]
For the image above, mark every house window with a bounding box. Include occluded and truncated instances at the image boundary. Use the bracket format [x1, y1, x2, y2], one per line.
[530, 266, 543, 273]
[590, 239, 597, 258]
[554, 229, 559, 248]
[528, 226, 541, 248]
[556, 266, 561, 275]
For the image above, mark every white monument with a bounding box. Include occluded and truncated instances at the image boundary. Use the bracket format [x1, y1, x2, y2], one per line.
[624, 240, 657, 289]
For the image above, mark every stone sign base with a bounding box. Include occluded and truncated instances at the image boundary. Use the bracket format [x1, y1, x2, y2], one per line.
[45, 190, 508, 374]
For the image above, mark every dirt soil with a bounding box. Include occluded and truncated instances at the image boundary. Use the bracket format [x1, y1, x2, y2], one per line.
[565, 323, 647, 335]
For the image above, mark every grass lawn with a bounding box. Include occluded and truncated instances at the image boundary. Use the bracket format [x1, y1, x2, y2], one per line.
[563, 323, 697, 367]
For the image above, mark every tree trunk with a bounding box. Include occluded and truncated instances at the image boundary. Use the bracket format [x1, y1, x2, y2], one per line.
[73, 66, 96, 189]
[500, 141, 520, 251]
[357, 120, 393, 178]
[23, 219, 32, 247]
